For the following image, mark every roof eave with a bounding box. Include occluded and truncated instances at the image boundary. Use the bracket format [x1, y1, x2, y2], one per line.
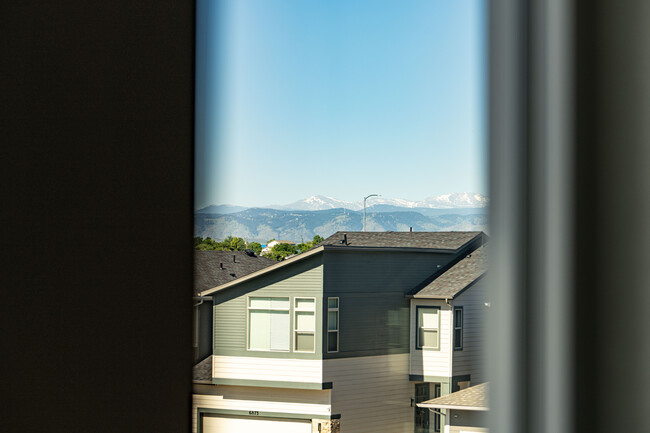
[416, 403, 489, 411]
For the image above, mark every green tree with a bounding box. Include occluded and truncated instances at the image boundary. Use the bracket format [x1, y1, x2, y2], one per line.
[247, 242, 262, 255]
[312, 235, 324, 245]
[264, 242, 298, 261]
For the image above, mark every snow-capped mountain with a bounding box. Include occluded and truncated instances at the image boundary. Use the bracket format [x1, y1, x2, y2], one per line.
[421, 192, 489, 209]
[264, 193, 488, 211]
[270, 195, 361, 211]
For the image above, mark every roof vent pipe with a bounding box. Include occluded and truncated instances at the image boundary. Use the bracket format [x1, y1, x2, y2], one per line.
[220, 262, 223, 269]
[343, 233, 347, 245]
[233, 255, 236, 263]
[410, 227, 413, 232]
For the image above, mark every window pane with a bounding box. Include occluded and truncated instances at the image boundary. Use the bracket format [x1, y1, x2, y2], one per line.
[454, 309, 462, 327]
[328, 311, 338, 331]
[328, 298, 338, 309]
[269, 310, 290, 351]
[327, 331, 338, 352]
[249, 310, 270, 350]
[295, 332, 314, 352]
[296, 311, 315, 331]
[295, 298, 314, 310]
[420, 329, 438, 348]
[454, 329, 462, 348]
[419, 308, 439, 329]
[270, 297, 290, 309]
[249, 297, 271, 309]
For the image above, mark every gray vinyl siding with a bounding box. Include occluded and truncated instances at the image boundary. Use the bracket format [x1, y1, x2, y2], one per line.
[212, 254, 324, 360]
[323, 250, 454, 359]
[451, 279, 487, 384]
[324, 353, 412, 433]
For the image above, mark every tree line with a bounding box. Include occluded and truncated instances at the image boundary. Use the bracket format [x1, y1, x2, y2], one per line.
[193, 234, 325, 261]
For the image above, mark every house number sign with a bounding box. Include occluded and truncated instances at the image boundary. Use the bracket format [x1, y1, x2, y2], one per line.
[249, 411, 260, 416]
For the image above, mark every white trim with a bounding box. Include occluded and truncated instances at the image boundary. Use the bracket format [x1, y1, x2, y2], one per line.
[247, 296, 291, 352]
[293, 297, 316, 353]
[417, 404, 489, 411]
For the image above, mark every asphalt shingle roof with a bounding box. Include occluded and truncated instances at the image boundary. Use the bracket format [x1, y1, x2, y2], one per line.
[194, 250, 276, 295]
[192, 355, 212, 382]
[419, 382, 488, 410]
[318, 231, 483, 250]
[414, 244, 487, 298]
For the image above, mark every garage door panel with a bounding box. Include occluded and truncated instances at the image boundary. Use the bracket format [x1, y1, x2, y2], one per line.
[203, 414, 311, 433]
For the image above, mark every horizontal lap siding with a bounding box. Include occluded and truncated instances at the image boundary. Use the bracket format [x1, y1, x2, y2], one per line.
[213, 356, 323, 383]
[324, 354, 412, 433]
[324, 251, 451, 359]
[452, 281, 487, 384]
[410, 300, 452, 377]
[212, 255, 323, 359]
[192, 385, 331, 433]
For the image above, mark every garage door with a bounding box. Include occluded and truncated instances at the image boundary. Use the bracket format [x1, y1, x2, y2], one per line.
[202, 414, 312, 433]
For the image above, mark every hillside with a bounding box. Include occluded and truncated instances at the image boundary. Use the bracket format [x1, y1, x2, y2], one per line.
[194, 207, 488, 243]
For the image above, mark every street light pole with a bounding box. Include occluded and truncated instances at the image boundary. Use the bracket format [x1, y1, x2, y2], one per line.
[363, 194, 380, 232]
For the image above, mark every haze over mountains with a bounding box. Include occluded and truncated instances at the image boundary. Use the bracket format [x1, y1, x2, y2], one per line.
[197, 193, 488, 214]
[195, 193, 488, 243]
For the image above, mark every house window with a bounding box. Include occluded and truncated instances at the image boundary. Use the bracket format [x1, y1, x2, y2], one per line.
[453, 307, 463, 350]
[248, 297, 290, 351]
[294, 297, 315, 352]
[416, 306, 440, 349]
[327, 297, 339, 352]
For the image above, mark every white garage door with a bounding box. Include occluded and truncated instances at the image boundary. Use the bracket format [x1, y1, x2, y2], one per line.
[202, 414, 312, 433]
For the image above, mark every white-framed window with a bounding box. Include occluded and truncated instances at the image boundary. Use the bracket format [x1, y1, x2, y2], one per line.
[247, 297, 290, 351]
[294, 297, 315, 352]
[416, 306, 440, 349]
[453, 306, 463, 350]
[327, 297, 339, 352]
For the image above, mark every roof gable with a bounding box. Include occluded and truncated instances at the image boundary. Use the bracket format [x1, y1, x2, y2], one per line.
[412, 244, 487, 299]
[194, 250, 276, 295]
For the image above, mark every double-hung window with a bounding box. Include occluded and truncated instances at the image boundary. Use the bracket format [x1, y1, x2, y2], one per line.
[327, 297, 339, 352]
[248, 297, 290, 351]
[453, 307, 463, 350]
[294, 298, 315, 352]
[416, 306, 440, 349]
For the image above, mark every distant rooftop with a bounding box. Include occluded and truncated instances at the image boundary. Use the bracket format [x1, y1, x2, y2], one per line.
[413, 244, 487, 299]
[418, 382, 489, 411]
[319, 231, 483, 251]
[194, 250, 276, 295]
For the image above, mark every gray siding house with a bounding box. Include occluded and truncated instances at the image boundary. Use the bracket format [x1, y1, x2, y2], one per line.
[193, 231, 488, 433]
[193, 250, 276, 362]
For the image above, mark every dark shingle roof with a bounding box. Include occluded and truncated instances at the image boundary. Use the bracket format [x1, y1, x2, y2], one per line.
[414, 244, 487, 298]
[194, 250, 276, 295]
[193, 355, 212, 382]
[419, 382, 488, 410]
[318, 231, 483, 250]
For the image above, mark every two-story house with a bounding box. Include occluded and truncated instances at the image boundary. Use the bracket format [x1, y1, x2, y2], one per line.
[193, 250, 276, 363]
[193, 231, 488, 433]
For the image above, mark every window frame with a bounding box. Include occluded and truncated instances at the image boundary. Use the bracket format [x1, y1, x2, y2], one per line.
[327, 297, 339, 353]
[415, 305, 441, 350]
[293, 297, 316, 353]
[453, 306, 463, 351]
[246, 296, 291, 352]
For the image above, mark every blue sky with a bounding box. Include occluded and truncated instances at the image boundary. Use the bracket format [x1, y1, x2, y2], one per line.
[195, 0, 486, 209]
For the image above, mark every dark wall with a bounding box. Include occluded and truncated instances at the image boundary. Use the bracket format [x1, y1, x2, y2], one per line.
[197, 301, 214, 362]
[2, 2, 194, 432]
[323, 250, 456, 359]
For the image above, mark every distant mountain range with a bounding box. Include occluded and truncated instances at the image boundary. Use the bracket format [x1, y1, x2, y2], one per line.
[195, 193, 488, 243]
[196, 193, 488, 214]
